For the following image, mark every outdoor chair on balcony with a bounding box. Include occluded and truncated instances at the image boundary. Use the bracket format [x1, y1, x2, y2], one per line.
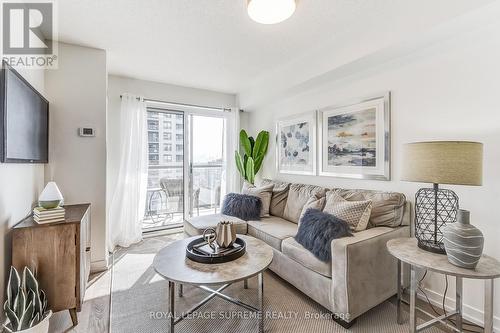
[160, 177, 184, 214]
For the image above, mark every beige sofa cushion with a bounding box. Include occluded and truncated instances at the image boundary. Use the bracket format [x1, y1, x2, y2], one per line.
[184, 214, 247, 236]
[242, 182, 274, 217]
[283, 183, 327, 223]
[299, 196, 326, 224]
[333, 189, 406, 227]
[282, 237, 332, 277]
[261, 179, 290, 218]
[323, 191, 372, 232]
[247, 216, 298, 250]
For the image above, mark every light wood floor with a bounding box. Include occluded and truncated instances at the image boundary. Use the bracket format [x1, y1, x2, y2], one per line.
[47, 233, 483, 333]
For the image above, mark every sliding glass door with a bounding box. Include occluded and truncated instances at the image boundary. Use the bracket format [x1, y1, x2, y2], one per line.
[143, 108, 185, 231]
[187, 115, 225, 218]
[142, 107, 227, 232]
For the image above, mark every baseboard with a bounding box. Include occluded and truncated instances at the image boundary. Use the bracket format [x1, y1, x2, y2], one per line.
[90, 257, 110, 273]
[418, 287, 500, 331]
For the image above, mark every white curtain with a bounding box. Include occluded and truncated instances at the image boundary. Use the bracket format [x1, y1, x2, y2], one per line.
[108, 94, 148, 251]
[221, 107, 241, 198]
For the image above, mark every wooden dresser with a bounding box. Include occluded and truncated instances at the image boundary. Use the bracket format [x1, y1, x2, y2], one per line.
[12, 203, 91, 326]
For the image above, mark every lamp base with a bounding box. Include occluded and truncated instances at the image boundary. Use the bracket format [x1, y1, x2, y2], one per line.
[414, 184, 459, 255]
[417, 239, 446, 254]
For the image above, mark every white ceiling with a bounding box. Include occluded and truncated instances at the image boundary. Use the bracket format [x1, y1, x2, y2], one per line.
[58, 0, 496, 94]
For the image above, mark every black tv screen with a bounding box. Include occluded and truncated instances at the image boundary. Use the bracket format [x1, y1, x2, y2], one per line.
[0, 61, 49, 163]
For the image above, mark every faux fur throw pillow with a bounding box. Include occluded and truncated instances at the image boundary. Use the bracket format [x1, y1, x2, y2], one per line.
[221, 193, 262, 221]
[242, 182, 274, 217]
[295, 208, 352, 262]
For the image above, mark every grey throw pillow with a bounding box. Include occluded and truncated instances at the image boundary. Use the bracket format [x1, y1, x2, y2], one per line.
[242, 182, 274, 217]
[323, 191, 372, 232]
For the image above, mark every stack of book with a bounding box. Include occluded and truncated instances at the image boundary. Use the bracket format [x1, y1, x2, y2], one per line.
[33, 206, 66, 224]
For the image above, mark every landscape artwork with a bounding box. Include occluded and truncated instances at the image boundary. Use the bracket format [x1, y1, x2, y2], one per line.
[277, 113, 316, 175]
[327, 108, 377, 167]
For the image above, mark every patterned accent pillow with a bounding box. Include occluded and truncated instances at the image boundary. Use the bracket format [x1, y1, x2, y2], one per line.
[242, 182, 274, 217]
[323, 191, 372, 232]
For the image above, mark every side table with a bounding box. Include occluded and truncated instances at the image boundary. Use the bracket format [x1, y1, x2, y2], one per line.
[387, 238, 500, 333]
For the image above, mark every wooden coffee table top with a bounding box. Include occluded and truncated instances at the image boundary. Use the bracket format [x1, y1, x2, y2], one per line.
[153, 235, 274, 285]
[387, 238, 500, 279]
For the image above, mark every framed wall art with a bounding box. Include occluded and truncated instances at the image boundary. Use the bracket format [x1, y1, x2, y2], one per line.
[276, 111, 317, 175]
[318, 93, 391, 180]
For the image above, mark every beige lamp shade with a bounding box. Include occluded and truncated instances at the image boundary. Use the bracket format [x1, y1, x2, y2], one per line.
[401, 141, 483, 186]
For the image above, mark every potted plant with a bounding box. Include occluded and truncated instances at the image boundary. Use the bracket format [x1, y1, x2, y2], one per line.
[3, 267, 51, 333]
[235, 129, 269, 184]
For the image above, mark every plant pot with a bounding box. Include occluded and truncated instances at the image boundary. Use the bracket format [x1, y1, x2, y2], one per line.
[443, 210, 484, 269]
[3, 311, 52, 333]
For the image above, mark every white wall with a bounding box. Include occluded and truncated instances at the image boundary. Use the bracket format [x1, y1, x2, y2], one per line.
[107, 75, 237, 239]
[244, 23, 500, 329]
[0, 67, 45, 321]
[45, 43, 108, 270]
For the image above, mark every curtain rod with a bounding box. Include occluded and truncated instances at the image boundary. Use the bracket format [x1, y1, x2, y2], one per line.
[119, 95, 239, 112]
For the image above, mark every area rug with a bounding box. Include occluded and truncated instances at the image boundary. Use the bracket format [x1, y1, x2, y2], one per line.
[110, 235, 445, 333]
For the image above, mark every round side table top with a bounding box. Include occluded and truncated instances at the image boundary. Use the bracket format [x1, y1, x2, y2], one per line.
[387, 238, 500, 279]
[153, 235, 274, 285]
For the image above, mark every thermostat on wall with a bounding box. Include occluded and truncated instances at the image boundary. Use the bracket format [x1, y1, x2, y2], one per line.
[78, 127, 95, 137]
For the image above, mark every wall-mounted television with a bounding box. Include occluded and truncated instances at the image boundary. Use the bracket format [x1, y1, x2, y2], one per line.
[0, 61, 49, 163]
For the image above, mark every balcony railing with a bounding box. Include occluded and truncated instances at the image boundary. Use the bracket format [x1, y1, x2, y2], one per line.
[144, 164, 223, 230]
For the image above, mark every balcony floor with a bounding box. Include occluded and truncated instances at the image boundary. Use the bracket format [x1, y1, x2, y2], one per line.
[142, 206, 219, 231]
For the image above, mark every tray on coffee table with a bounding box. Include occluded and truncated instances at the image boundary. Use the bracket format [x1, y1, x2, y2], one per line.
[186, 237, 246, 264]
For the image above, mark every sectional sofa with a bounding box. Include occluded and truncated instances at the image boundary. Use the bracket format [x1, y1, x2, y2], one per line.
[183, 179, 411, 327]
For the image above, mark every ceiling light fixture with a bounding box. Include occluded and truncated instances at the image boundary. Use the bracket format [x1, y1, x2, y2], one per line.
[247, 0, 296, 25]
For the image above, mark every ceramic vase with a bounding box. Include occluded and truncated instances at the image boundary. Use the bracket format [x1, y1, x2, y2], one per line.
[215, 221, 237, 248]
[39, 182, 64, 209]
[443, 209, 484, 269]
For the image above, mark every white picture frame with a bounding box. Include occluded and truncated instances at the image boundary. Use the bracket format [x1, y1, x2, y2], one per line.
[318, 93, 391, 180]
[276, 111, 317, 175]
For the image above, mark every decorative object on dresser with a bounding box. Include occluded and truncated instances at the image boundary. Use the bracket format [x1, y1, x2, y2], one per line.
[443, 209, 484, 269]
[401, 141, 483, 254]
[276, 111, 317, 176]
[235, 129, 269, 184]
[3, 266, 52, 333]
[38, 181, 64, 209]
[318, 93, 391, 180]
[12, 204, 91, 327]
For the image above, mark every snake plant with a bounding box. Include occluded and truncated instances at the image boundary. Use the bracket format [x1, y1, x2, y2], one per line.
[3, 267, 49, 332]
[235, 129, 269, 184]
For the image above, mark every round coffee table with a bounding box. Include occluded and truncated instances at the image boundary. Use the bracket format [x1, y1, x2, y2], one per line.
[153, 235, 274, 333]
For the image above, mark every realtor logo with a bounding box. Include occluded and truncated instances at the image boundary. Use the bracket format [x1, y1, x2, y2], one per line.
[1, 0, 58, 68]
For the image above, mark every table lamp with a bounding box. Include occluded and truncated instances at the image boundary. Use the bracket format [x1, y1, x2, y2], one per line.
[401, 141, 483, 254]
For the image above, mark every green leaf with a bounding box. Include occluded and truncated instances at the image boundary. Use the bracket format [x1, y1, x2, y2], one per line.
[18, 300, 34, 330]
[29, 313, 40, 328]
[239, 130, 252, 157]
[248, 136, 255, 155]
[253, 131, 269, 159]
[4, 301, 19, 331]
[246, 157, 255, 184]
[254, 154, 265, 174]
[235, 151, 245, 179]
[7, 267, 20, 309]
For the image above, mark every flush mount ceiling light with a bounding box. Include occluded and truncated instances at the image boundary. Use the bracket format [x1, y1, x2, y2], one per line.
[247, 0, 296, 25]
